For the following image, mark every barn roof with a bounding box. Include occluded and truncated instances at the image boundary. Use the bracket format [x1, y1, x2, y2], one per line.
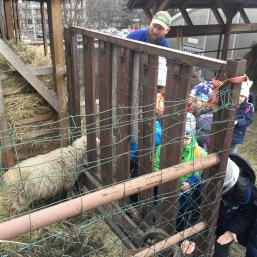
[128, 0, 257, 9]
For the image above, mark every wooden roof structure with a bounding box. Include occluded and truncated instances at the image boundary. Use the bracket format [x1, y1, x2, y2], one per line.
[1, 0, 67, 140]
[128, 0, 257, 59]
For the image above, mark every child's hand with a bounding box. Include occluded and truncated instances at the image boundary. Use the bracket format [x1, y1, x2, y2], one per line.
[217, 231, 238, 245]
[181, 240, 196, 255]
[181, 182, 190, 192]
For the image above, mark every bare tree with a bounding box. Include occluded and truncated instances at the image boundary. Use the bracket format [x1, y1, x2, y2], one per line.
[63, 0, 86, 27]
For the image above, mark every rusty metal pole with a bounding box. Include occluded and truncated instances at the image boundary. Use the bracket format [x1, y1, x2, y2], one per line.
[0, 154, 219, 240]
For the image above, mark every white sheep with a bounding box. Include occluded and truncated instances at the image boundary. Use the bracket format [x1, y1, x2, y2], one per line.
[3, 135, 94, 213]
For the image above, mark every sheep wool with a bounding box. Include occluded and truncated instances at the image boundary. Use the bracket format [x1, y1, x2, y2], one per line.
[3, 136, 88, 213]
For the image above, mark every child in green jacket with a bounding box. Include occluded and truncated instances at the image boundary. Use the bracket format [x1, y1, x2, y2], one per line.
[154, 113, 207, 230]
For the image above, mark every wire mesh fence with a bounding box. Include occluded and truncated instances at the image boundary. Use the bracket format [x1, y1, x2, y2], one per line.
[0, 27, 248, 256]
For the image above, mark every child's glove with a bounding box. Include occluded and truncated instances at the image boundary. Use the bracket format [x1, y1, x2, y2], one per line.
[234, 120, 238, 125]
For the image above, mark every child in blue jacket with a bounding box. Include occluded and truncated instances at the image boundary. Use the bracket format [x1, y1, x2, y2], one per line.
[231, 80, 254, 153]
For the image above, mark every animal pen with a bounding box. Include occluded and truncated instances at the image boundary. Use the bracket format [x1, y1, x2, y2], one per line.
[0, 26, 247, 257]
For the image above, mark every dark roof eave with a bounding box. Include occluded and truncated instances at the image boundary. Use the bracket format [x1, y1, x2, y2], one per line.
[127, 0, 136, 9]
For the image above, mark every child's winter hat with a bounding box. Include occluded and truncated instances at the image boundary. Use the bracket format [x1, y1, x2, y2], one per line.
[190, 81, 213, 102]
[240, 80, 253, 98]
[223, 158, 240, 194]
[184, 112, 196, 138]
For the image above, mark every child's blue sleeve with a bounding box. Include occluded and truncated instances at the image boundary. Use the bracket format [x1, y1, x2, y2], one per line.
[186, 175, 201, 187]
[155, 120, 162, 147]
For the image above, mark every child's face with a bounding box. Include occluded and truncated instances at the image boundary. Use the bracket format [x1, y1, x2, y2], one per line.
[184, 137, 191, 145]
[238, 95, 247, 105]
[189, 97, 208, 111]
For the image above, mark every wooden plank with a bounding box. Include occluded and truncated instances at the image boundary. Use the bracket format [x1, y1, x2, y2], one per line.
[15, 129, 57, 142]
[157, 62, 193, 234]
[0, 39, 58, 111]
[83, 36, 97, 173]
[64, 30, 80, 137]
[0, 78, 15, 168]
[197, 59, 246, 256]
[47, 0, 68, 138]
[98, 41, 113, 185]
[17, 113, 56, 125]
[40, 1, 48, 56]
[70, 26, 226, 71]
[16, 140, 60, 162]
[138, 54, 158, 225]
[15, 0, 20, 41]
[115, 47, 131, 182]
[0, 66, 53, 80]
[3, 0, 14, 40]
[84, 171, 144, 248]
[3, 85, 26, 96]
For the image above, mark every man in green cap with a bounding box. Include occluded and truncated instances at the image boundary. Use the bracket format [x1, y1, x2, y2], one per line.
[127, 11, 172, 47]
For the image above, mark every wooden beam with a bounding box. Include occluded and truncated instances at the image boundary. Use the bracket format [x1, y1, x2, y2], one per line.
[12, 0, 18, 42]
[138, 54, 158, 224]
[0, 78, 15, 168]
[3, 0, 14, 40]
[211, 8, 224, 25]
[143, 8, 152, 23]
[157, 62, 193, 234]
[70, 27, 226, 71]
[221, 18, 232, 60]
[40, 1, 48, 56]
[198, 59, 247, 256]
[156, 0, 169, 12]
[239, 7, 250, 24]
[0, 66, 53, 80]
[179, 8, 193, 26]
[0, 0, 7, 39]
[15, 0, 20, 41]
[218, 0, 239, 20]
[98, 41, 113, 186]
[83, 36, 97, 174]
[47, 0, 68, 135]
[0, 39, 58, 111]
[17, 113, 56, 125]
[167, 23, 257, 37]
[115, 47, 131, 182]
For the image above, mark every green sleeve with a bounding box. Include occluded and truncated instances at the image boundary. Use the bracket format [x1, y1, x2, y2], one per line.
[154, 146, 161, 172]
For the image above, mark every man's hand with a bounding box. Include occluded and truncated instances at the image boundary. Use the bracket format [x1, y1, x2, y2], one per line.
[217, 231, 238, 245]
[180, 182, 190, 192]
[181, 240, 196, 255]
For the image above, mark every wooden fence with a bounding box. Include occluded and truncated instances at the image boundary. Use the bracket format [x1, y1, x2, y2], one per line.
[64, 26, 246, 255]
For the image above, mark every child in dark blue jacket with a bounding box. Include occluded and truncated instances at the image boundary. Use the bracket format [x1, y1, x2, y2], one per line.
[231, 80, 254, 153]
[214, 153, 257, 257]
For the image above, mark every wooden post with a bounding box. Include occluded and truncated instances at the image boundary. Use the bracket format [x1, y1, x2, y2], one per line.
[157, 62, 193, 233]
[221, 18, 232, 60]
[0, 79, 15, 168]
[3, 0, 14, 40]
[197, 59, 247, 256]
[64, 32, 80, 136]
[138, 54, 158, 224]
[98, 41, 113, 185]
[0, 0, 7, 39]
[47, 0, 68, 141]
[83, 36, 97, 173]
[40, 1, 48, 56]
[115, 47, 132, 182]
[11, 0, 17, 42]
